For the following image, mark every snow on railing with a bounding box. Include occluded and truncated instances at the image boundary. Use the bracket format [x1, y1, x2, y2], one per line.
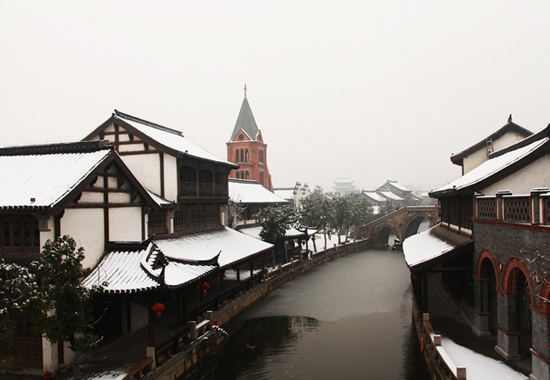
[417, 311, 467, 380]
[475, 188, 550, 226]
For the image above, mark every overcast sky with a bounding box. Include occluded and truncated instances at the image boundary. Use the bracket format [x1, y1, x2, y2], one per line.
[1, 1, 549, 192]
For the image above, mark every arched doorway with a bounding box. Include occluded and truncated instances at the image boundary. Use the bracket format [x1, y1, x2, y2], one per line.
[513, 269, 532, 358]
[479, 257, 498, 335]
[499, 260, 534, 362]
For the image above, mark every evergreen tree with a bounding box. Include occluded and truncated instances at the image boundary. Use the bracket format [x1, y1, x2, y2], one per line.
[33, 236, 102, 379]
[300, 187, 333, 249]
[256, 205, 297, 244]
[0, 259, 39, 374]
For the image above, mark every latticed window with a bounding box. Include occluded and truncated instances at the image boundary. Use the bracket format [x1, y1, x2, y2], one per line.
[0, 215, 40, 253]
[478, 198, 496, 219]
[205, 205, 219, 226]
[174, 208, 187, 232]
[179, 166, 197, 196]
[189, 205, 204, 228]
[505, 197, 530, 223]
[148, 211, 167, 235]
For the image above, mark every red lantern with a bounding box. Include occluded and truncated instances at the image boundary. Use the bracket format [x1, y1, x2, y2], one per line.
[232, 264, 239, 271]
[311, 235, 315, 241]
[152, 303, 165, 317]
[203, 282, 210, 291]
[215, 271, 224, 278]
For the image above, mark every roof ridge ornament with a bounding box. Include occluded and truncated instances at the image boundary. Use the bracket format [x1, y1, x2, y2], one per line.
[508, 114, 513, 123]
[244, 84, 247, 98]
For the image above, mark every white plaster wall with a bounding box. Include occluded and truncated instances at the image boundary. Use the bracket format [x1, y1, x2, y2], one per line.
[109, 192, 132, 203]
[164, 154, 178, 202]
[131, 302, 149, 331]
[463, 131, 528, 174]
[122, 154, 161, 195]
[80, 191, 104, 203]
[482, 154, 550, 195]
[39, 215, 55, 247]
[60, 208, 104, 270]
[109, 207, 142, 242]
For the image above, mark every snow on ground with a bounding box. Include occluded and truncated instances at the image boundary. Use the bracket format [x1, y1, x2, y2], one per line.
[441, 337, 528, 380]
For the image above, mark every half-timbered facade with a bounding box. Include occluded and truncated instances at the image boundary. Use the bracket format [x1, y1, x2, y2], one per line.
[0, 140, 160, 373]
[85, 110, 237, 237]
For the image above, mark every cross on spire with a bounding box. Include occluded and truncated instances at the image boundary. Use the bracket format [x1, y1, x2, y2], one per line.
[244, 84, 247, 98]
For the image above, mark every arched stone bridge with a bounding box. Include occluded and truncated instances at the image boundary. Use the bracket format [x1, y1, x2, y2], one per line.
[358, 206, 439, 247]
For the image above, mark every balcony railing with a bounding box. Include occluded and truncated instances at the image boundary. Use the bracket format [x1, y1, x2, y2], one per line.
[179, 181, 228, 198]
[214, 183, 228, 197]
[179, 181, 197, 196]
[475, 188, 550, 226]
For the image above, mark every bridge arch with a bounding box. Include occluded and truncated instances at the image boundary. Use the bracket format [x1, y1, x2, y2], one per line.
[358, 206, 439, 247]
[403, 216, 429, 240]
[376, 225, 398, 246]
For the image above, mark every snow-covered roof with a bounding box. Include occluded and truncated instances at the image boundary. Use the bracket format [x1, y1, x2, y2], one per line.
[229, 180, 288, 204]
[362, 191, 386, 202]
[334, 178, 355, 184]
[154, 226, 273, 268]
[0, 148, 111, 210]
[240, 225, 317, 240]
[83, 242, 216, 293]
[432, 137, 549, 196]
[82, 247, 160, 294]
[402, 225, 472, 271]
[378, 191, 404, 201]
[146, 189, 177, 208]
[450, 119, 532, 166]
[387, 181, 411, 192]
[112, 111, 234, 167]
[274, 188, 295, 200]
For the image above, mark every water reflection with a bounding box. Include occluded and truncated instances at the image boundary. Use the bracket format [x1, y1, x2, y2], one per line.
[204, 249, 429, 380]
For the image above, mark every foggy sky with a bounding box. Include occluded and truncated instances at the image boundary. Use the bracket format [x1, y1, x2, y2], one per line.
[1, 1, 549, 193]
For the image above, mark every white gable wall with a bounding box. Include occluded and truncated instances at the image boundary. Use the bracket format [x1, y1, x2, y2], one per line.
[122, 154, 161, 195]
[463, 131, 528, 174]
[481, 154, 550, 195]
[60, 208, 104, 270]
[163, 154, 178, 202]
[109, 207, 142, 242]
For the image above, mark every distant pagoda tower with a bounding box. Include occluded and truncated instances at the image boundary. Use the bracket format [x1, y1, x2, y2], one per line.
[227, 86, 273, 191]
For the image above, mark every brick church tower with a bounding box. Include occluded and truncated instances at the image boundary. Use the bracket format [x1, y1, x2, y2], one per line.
[227, 91, 273, 191]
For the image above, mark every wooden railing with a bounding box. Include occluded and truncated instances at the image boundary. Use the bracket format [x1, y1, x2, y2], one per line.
[412, 298, 466, 379]
[179, 182, 228, 198]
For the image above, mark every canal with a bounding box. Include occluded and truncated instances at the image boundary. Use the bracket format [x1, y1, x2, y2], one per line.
[203, 247, 429, 380]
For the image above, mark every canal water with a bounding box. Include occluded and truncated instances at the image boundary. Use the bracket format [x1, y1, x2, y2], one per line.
[204, 247, 429, 380]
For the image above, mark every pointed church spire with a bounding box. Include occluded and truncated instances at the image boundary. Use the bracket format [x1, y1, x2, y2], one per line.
[231, 96, 259, 141]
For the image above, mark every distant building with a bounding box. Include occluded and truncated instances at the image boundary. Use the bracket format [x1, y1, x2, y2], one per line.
[375, 180, 423, 206]
[333, 178, 356, 196]
[226, 94, 273, 191]
[274, 182, 311, 210]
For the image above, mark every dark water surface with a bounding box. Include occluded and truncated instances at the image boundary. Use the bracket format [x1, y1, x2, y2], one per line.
[205, 248, 428, 380]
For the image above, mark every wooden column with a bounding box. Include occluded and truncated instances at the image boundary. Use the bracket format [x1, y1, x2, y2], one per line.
[126, 299, 132, 337]
[148, 307, 155, 347]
